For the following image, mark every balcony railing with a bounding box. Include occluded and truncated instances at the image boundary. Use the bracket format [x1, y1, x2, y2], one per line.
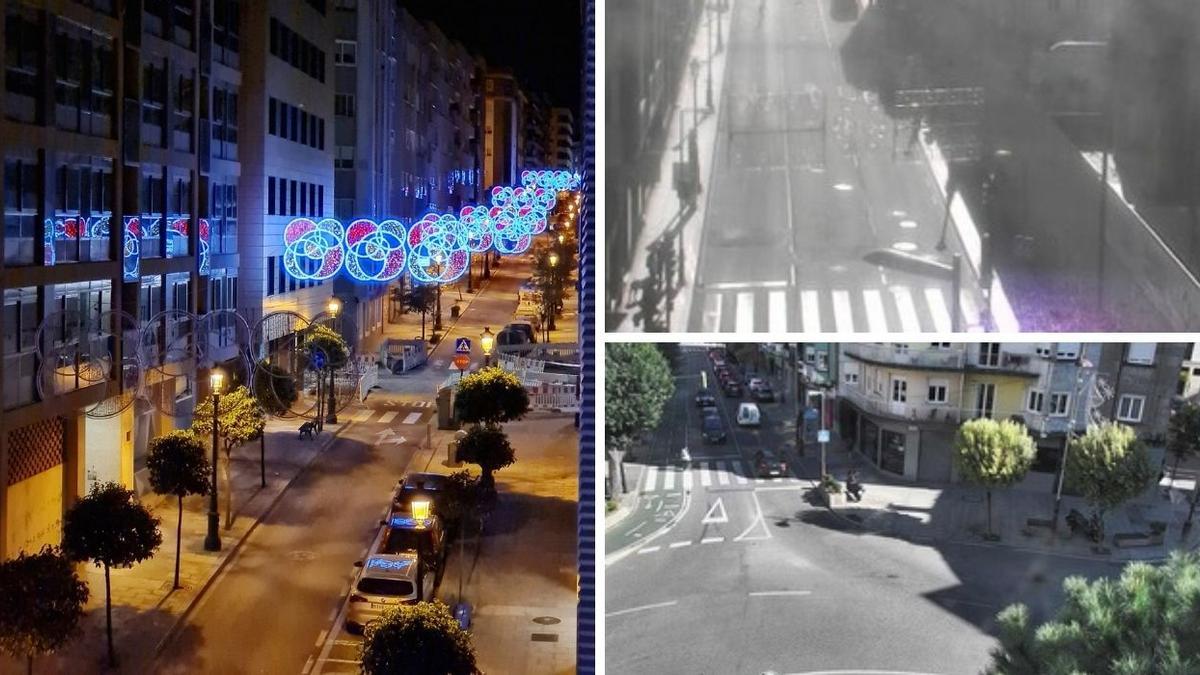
[844, 344, 966, 369]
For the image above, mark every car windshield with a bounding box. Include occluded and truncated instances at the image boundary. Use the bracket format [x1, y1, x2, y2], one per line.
[702, 417, 722, 431]
[357, 578, 414, 597]
[383, 528, 434, 556]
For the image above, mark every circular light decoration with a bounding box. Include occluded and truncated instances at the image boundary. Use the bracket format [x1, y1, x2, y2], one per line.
[344, 218, 408, 282]
[408, 213, 469, 284]
[459, 205, 495, 253]
[284, 217, 345, 281]
[488, 201, 534, 255]
[123, 217, 141, 280]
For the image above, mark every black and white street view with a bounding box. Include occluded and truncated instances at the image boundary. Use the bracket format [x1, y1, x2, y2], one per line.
[607, 0, 1200, 332]
[605, 344, 1200, 674]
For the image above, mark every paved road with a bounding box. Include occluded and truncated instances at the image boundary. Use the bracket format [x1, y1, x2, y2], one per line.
[689, 0, 979, 333]
[606, 346, 1125, 674]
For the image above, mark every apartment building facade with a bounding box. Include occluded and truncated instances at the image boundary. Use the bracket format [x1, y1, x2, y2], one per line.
[548, 106, 576, 170]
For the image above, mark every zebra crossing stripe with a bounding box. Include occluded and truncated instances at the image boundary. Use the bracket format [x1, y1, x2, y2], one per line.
[684, 471, 694, 492]
[736, 292, 754, 333]
[401, 412, 422, 425]
[862, 289, 888, 333]
[716, 461, 731, 486]
[377, 411, 398, 424]
[732, 461, 749, 485]
[801, 290, 821, 333]
[890, 286, 922, 333]
[644, 466, 659, 493]
[925, 287, 953, 332]
[700, 463, 713, 487]
[663, 468, 676, 491]
[768, 291, 787, 332]
[354, 409, 374, 422]
[832, 290, 854, 332]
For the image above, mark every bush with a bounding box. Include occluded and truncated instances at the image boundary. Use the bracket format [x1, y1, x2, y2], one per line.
[820, 473, 842, 494]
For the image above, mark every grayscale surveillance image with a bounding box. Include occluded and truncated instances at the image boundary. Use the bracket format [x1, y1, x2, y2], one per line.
[606, 0, 1200, 333]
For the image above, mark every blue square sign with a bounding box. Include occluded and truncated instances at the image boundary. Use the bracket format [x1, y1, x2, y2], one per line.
[455, 338, 472, 354]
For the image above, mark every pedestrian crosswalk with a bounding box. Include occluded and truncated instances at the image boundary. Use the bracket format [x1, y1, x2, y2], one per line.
[344, 406, 435, 425]
[641, 460, 804, 493]
[697, 284, 968, 333]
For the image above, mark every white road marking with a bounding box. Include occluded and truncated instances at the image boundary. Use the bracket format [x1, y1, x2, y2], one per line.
[669, 540, 692, 549]
[832, 290, 854, 332]
[862, 289, 888, 333]
[709, 280, 789, 289]
[683, 471, 694, 492]
[890, 286, 922, 333]
[735, 490, 774, 541]
[925, 287, 953, 332]
[401, 412, 422, 425]
[606, 600, 678, 618]
[736, 292, 755, 332]
[301, 655, 315, 675]
[700, 462, 713, 487]
[731, 461, 749, 485]
[701, 498, 729, 525]
[749, 590, 812, 597]
[701, 536, 725, 544]
[716, 461, 731, 485]
[801, 290, 821, 333]
[376, 411, 397, 424]
[768, 290, 788, 332]
[315, 629, 328, 648]
[644, 466, 659, 492]
[663, 468, 676, 491]
[638, 546, 661, 555]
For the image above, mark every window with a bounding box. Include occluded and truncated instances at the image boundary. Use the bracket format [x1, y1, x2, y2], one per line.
[1126, 344, 1156, 365]
[335, 94, 356, 117]
[335, 40, 357, 66]
[268, 177, 276, 214]
[1116, 395, 1145, 423]
[213, 0, 240, 66]
[317, 185, 324, 214]
[891, 378, 907, 403]
[4, 156, 39, 266]
[269, 18, 325, 83]
[1027, 389, 1044, 413]
[269, 98, 277, 135]
[1036, 344, 1052, 358]
[289, 180, 297, 215]
[843, 372, 858, 385]
[1056, 343, 1080, 360]
[5, 10, 42, 123]
[930, 342, 951, 349]
[335, 145, 355, 169]
[211, 84, 237, 158]
[2, 286, 38, 408]
[927, 380, 948, 404]
[978, 343, 1000, 367]
[1049, 392, 1070, 417]
[976, 383, 996, 418]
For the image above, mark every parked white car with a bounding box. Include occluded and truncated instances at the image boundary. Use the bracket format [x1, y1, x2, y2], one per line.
[736, 402, 762, 427]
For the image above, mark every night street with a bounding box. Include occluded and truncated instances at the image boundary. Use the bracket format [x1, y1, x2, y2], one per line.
[606, 346, 1129, 674]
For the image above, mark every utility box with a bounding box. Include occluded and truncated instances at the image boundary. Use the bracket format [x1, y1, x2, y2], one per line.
[436, 386, 458, 430]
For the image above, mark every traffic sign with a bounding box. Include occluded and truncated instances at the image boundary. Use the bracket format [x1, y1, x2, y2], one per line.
[454, 338, 472, 354]
[311, 352, 325, 370]
[452, 354, 471, 371]
[818, 429, 830, 444]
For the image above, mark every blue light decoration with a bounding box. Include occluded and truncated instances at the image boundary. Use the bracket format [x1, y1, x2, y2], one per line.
[123, 217, 141, 281]
[407, 213, 470, 285]
[198, 218, 211, 276]
[521, 169, 582, 193]
[43, 219, 55, 266]
[344, 218, 408, 282]
[459, 205, 495, 253]
[366, 556, 415, 572]
[283, 217, 345, 281]
[388, 516, 434, 529]
[165, 217, 189, 258]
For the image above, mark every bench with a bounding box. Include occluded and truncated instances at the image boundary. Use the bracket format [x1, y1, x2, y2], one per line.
[1112, 532, 1164, 548]
[298, 421, 317, 440]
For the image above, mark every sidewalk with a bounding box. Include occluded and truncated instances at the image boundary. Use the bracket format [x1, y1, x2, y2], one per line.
[616, 6, 731, 331]
[418, 413, 579, 673]
[0, 412, 361, 674]
[797, 438, 1200, 563]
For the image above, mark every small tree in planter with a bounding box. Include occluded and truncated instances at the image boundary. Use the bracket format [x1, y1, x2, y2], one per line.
[454, 368, 530, 428]
[360, 602, 476, 675]
[0, 546, 89, 675]
[953, 418, 1035, 541]
[191, 385, 266, 528]
[146, 431, 210, 589]
[402, 285, 438, 341]
[1066, 421, 1155, 539]
[61, 482, 162, 667]
[455, 426, 516, 491]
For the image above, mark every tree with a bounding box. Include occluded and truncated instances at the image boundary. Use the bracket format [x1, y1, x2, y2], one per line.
[454, 368, 531, 427]
[0, 547, 89, 675]
[1167, 403, 1200, 530]
[1067, 421, 1155, 525]
[61, 482, 161, 667]
[437, 470, 483, 538]
[192, 385, 266, 528]
[987, 550, 1200, 674]
[303, 323, 349, 370]
[605, 343, 674, 456]
[455, 426, 516, 491]
[532, 242, 574, 333]
[253, 360, 299, 416]
[953, 418, 1035, 539]
[403, 284, 438, 340]
[360, 602, 476, 675]
[147, 430, 210, 590]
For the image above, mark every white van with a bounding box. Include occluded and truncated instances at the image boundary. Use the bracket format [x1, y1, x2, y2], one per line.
[736, 402, 761, 427]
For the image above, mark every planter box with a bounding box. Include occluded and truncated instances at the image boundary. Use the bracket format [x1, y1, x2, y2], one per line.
[821, 489, 846, 508]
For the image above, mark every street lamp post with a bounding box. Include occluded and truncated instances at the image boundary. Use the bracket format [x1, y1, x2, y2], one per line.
[203, 368, 225, 552]
[715, 0, 724, 52]
[706, 6, 714, 110]
[1051, 361, 1092, 534]
[326, 298, 341, 425]
[689, 58, 700, 133]
[480, 326, 494, 368]
[547, 251, 560, 338]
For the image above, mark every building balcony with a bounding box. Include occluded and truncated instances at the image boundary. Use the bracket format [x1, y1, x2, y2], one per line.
[841, 385, 964, 424]
[844, 344, 966, 370]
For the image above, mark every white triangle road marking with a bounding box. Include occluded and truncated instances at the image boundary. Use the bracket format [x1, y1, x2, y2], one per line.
[701, 497, 729, 525]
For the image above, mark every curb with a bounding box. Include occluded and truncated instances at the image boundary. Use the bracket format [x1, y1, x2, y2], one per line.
[146, 418, 356, 671]
[603, 492, 642, 532]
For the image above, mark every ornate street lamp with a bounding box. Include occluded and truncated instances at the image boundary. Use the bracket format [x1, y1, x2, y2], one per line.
[203, 367, 225, 552]
[325, 297, 341, 425]
[480, 326, 495, 368]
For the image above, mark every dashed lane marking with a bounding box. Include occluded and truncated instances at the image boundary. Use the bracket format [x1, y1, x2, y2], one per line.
[606, 600, 679, 619]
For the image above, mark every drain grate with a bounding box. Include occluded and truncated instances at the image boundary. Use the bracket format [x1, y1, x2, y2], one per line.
[531, 633, 559, 643]
[532, 616, 561, 626]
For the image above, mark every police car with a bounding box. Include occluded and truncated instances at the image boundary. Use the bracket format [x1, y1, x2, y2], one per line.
[381, 510, 447, 574]
[346, 552, 423, 633]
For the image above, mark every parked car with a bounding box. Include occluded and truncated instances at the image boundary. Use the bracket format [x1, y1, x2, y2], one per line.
[700, 404, 720, 421]
[505, 321, 537, 344]
[736, 402, 762, 427]
[722, 380, 744, 397]
[380, 508, 447, 574]
[753, 449, 787, 478]
[701, 415, 726, 443]
[753, 384, 776, 403]
[496, 327, 530, 346]
[748, 377, 766, 391]
[392, 472, 448, 513]
[346, 553, 425, 633]
[695, 391, 717, 407]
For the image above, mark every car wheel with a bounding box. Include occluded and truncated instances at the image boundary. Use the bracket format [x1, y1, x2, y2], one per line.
[345, 621, 361, 635]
